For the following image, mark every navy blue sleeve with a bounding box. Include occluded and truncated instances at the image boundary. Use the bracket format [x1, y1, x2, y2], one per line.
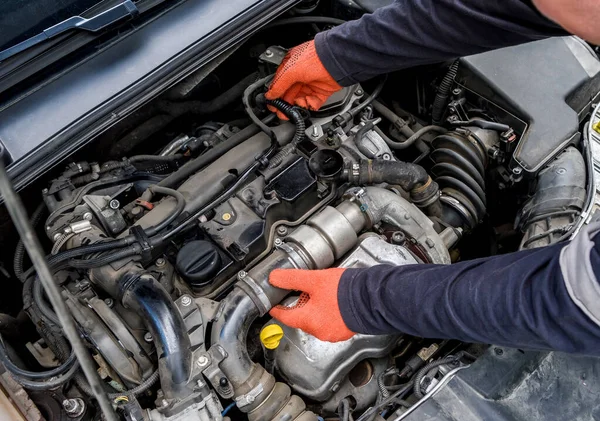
[315, 0, 567, 86]
[338, 237, 600, 355]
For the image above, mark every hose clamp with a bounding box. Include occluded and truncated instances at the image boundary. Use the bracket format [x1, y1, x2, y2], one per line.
[237, 274, 272, 316]
[235, 383, 264, 409]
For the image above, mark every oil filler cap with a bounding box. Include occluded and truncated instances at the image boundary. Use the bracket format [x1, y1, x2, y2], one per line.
[260, 325, 284, 350]
[176, 240, 221, 288]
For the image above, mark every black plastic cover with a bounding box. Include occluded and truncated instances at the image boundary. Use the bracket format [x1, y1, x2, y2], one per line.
[405, 348, 600, 421]
[459, 37, 600, 175]
[176, 240, 222, 288]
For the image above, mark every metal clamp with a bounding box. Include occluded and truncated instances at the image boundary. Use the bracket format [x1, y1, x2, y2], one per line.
[236, 273, 272, 316]
[234, 383, 264, 409]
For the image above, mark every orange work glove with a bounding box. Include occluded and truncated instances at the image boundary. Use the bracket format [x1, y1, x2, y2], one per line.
[265, 40, 342, 119]
[269, 268, 356, 342]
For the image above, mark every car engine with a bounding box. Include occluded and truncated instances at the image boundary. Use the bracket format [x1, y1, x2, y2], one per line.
[2, 6, 600, 421]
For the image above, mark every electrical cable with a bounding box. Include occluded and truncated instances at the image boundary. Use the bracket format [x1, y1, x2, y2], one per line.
[0, 159, 118, 421]
[0, 333, 77, 380]
[13, 203, 46, 282]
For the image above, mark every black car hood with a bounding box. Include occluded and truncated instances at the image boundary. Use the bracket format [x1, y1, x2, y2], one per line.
[0, 0, 297, 190]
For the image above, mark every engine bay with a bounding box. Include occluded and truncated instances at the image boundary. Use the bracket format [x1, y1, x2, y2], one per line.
[2, 5, 600, 421]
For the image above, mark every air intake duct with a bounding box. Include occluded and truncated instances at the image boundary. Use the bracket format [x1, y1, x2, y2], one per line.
[431, 130, 488, 230]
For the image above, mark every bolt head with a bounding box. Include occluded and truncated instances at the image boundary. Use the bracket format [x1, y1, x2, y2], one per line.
[109, 199, 120, 210]
[276, 226, 288, 236]
[53, 233, 62, 242]
[355, 89, 364, 96]
[62, 398, 85, 416]
[144, 332, 153, 342]
[155, 258, 166, 267]
[197, 356, 209, 367]
[512, 167, 523, 175]
[181, 295, 192, 306]
[274, 238, 283, 247]
[104, 298, 114, 308]
[238, 271, 247, 280]
[42, 188, 49, 194]
[83, 212, 93, 221]
[265, 49, 273, 57]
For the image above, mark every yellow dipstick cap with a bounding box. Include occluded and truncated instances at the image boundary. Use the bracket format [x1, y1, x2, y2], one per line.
[594, 121, 600, 135]
[260, 325, 284, 350]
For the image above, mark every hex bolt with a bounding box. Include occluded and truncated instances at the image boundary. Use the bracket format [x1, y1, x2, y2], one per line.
[276, 226, 288, 236]
[104, 298, 114, 308]
[392, 232, 406, 244]
[238, 271, 247, 280]
[181, 295, 192, 307]
[144, 332, 153, 343]
[197, 356, 209, 367]
[265, 49, 273, 57]
[155, 258, 166, 267]
[109, 199, 120, 210]
[512, 167, 523, 175]
[355, 88, 364, 96]
[42, 188, 49, 194]
[62, 398, 85, 417]
[311, 126, 320, 138]
[83, 212, 93, 221]
[274, 238, 283, 247]
[452, 88, 462, 96]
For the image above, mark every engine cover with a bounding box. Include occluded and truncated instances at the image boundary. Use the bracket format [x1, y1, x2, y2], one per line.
[269, 236, 419, 402]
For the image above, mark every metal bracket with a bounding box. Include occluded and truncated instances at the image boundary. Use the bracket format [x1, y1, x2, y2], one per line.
[201, 345, 234, 399]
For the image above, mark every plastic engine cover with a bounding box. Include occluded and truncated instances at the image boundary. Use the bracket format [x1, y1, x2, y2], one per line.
[459, 37, 600, 175]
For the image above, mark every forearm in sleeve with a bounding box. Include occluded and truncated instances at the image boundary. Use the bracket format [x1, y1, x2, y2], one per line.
[315, 0, 567, 86]
[338, 223, 600, 355]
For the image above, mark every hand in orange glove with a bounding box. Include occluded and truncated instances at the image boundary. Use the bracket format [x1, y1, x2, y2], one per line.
[269, 268, 355, 342]
[265, 40, 342, 119]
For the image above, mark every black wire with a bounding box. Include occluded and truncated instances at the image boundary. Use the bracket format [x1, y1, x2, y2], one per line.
[0, 333, 78, 380]
[0, 159, 117, 421]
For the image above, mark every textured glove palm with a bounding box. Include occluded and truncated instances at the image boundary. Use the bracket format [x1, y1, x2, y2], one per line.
[269, 268, 355, 342]
[265, 40, 342, 119]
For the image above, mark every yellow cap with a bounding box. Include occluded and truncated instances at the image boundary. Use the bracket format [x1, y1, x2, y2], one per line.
[594, 121, 600, 135]
[260, 325, 284, 350]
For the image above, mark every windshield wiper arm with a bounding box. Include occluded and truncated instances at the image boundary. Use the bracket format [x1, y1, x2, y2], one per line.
[0, 0, 139, 62]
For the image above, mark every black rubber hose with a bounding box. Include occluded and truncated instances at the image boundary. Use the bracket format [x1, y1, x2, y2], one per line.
[143, 185, 185, 236]
[129, 154, 184, 163]
[157, 123, 262, 189]
[350, 75, 387, 117]
[14, 203, 46, 282]
[15, 359, 81, 390]
[265, 16, 346, 28]
[244, 77, 277, 141]
[67, 246, 141, 269]
[118, 273, 191, 398]
[352, 159, 430, 191]
[265, 99, 306, 168]
[0, 333, 78, 380]
[33, 280, 60, 325]
[372, 100, 414, 138]
[383, 125, 448, 150]
[432, 61, 458, 124]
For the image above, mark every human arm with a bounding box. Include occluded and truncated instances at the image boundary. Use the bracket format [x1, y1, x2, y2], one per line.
[270, 223, 600, 354]
[266, 0, 566, 109]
